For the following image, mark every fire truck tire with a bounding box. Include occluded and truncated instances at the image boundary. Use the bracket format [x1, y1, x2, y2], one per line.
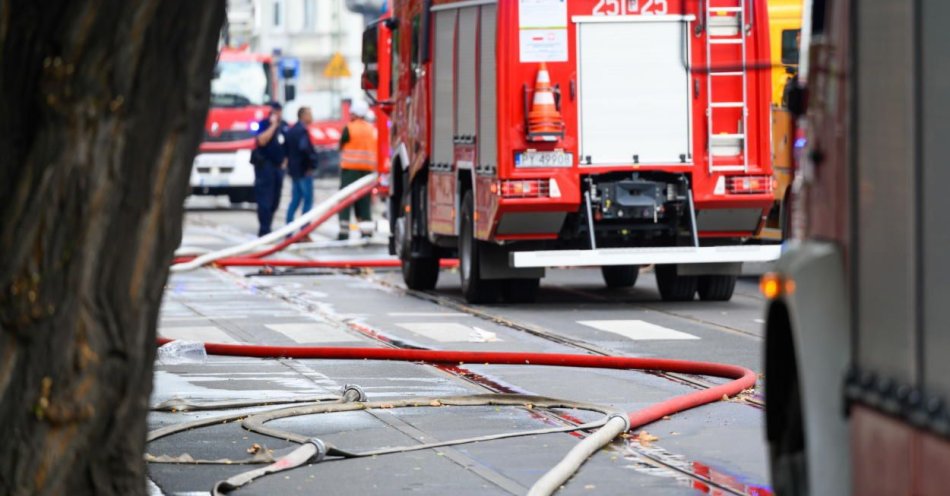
[779, 195, 791, 240]
[601, 265, 640, 288]
[401, 256, 440, 291]
[769, 371, 807, 496]
[397, 177, 440, 291]
[655, 265, 697, 301]
[503, 278, 540, 303]
[697, 275, 737, 301]
[460, 191, 499, 304]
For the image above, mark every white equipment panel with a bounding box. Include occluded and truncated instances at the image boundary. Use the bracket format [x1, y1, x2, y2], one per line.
[577, 18, 691, 166]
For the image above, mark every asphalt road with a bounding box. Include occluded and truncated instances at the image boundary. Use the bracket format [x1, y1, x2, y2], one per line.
[149, 184, 774, 496]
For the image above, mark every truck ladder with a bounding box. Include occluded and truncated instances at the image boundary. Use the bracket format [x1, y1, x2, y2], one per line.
[705, 0, 750, 173]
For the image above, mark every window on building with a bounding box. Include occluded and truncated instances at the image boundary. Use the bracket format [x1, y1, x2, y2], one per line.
[303, 0, 316, 30]
[272, 0, 283, 28]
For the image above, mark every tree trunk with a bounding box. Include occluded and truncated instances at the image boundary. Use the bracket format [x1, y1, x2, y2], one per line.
[0, 2, 225, 494]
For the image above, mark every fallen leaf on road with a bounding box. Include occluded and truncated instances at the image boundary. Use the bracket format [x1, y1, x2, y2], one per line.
[636, 431, 659, 447]
[246, 443, 262, 455]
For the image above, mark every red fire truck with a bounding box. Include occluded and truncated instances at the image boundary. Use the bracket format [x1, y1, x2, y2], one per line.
[192, 48, 350, 204]
[762, 0, 950, 494]
[190, 48, 278, 204]
[362, 0, 780, 303]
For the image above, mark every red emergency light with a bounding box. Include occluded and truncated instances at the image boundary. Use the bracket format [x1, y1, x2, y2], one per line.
[726, 175, 774, 195]
[491, 179, 550, 199]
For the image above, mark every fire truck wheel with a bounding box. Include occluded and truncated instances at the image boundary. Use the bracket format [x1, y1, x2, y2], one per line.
[401, 256, 439, 290]
[769, 369, 807, 496]
[697, 275, 737, 301]
[655, 265, 697, 301]
[502, 278, 540, 303]
[459, 191, 499, 304]
[397, 183, 439, 290]
[601, 265, 640, 288]
[779, 196, 791, 240]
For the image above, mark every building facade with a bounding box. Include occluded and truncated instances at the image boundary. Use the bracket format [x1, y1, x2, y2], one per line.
[226, 0, 384, 113]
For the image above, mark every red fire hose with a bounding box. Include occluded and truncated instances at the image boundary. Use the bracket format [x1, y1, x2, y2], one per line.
[172, 177, 380, 268]
[210, 258, 459, 269]
[154, 337, 755, 493]
[155, 337, 754, 430]
[167, 173, 759, 492]
[245, 180, 380, 259]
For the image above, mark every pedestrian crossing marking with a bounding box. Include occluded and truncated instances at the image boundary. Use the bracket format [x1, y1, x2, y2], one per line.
[387, 312, 467, 317]
[161, 315, 249, 321]
[396, 322, 502, 343]
[266, 322, 359, 344]
[578, 320, 699, 341]
[159, 326, 240, 344]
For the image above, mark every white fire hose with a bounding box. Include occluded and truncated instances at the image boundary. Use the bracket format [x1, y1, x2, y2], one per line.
[171, 173, 378, 272]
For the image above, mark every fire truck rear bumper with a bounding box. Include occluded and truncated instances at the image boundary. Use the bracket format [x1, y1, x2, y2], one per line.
[509, 245, 781, 268]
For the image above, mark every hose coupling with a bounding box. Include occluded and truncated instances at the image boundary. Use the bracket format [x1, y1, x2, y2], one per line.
[341, 384, 368, 402]
[607, 413, 632, 433]
[307, 438, 328, 463]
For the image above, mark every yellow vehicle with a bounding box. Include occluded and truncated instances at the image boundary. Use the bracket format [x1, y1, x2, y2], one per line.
[768, 0, 802, 106]
[760, 0, 802, 241]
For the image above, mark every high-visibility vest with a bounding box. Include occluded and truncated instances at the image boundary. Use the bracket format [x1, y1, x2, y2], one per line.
[340, 119, 378, 171]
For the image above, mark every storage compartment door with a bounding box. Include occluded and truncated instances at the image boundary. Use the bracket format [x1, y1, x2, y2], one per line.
[577, 20, 691, 166]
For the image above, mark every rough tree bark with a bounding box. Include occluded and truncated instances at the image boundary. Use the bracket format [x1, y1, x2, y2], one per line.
[0, 1, 225, 494]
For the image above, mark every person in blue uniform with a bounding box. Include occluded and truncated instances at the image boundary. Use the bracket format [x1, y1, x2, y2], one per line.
[252, 101, 288, 237]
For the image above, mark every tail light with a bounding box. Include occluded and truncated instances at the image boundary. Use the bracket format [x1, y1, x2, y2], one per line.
[491, 179, 550, 198]
[726, 175, 773, 195]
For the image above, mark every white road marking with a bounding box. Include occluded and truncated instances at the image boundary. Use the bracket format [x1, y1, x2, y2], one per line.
[396, 322, 502, 343]
[159, 326, 240, 344]
[266, 322, 358, 344]
[578, 320, 699, 341]
[387, 312, 467, 317]
[161, 315, 248, 321]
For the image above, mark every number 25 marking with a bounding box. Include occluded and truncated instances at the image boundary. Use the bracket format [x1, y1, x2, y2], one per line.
[594, 0, 669, 15]
[593, 0, 621, 16]
[638, 0, 670, 15]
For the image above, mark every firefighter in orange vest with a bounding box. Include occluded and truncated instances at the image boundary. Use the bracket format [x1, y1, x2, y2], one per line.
[337, 100, 378, 240]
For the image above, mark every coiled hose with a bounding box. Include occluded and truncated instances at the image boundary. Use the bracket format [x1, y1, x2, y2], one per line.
[154, 338, 756, 494]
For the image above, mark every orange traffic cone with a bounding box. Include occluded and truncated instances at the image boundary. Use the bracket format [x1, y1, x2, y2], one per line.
[527, 63, 564, 142]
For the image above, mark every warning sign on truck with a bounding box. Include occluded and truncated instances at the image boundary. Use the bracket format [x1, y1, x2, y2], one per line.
[518, 0, 568, 62]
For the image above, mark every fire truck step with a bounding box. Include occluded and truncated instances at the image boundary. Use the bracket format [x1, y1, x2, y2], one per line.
[509, 245, 781, 269]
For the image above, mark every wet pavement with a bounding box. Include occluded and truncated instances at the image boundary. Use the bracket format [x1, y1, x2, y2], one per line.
[148, 184, 773, 495]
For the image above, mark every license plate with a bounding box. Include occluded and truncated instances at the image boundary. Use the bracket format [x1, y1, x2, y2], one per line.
[194, 152, 237, 169]
[516, 150, 573, 168]
[198, 177, 229, 187]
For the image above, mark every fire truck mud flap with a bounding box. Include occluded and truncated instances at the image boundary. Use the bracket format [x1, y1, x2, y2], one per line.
[509, 245, 781, 269]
